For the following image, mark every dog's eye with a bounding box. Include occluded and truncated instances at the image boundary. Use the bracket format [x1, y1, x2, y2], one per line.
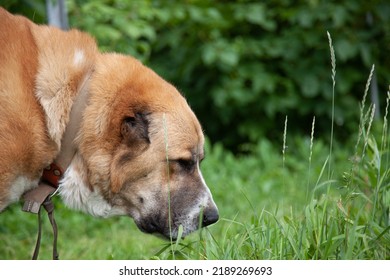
[176, 159, 196, 172]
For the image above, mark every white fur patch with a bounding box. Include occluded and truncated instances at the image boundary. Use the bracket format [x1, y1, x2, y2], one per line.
[8, 176, 39, 204]
[73, 49, 85, 66]
[58, 162, 125, 217]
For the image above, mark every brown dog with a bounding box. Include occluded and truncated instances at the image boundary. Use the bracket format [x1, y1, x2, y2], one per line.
[0, 8, 218, 239]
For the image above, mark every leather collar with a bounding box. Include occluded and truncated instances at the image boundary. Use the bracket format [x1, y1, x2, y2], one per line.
[45, 70, 92, 188]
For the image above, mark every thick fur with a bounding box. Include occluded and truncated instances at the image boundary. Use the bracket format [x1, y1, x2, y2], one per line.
[0, 8, 218, 239]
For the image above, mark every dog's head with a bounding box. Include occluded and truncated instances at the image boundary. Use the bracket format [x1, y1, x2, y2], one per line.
[62, 53, 218, 239]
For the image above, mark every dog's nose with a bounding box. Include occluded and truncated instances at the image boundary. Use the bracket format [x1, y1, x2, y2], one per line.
[202, 207, 219, 227]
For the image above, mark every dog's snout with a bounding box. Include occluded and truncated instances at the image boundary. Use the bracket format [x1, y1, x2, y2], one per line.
[202, 207, 219, 227]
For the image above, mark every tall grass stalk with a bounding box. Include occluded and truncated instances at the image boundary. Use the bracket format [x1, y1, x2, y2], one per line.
[162, 113, 175, 258]
[327, 31, 336, 181]
[282, 115, 288, 188]
[344, 65, 376, 191]
[361, 104, 376, 163]
[355, 65, 376, 157]
[381, 89, 390, 169]
[306, 116, 316, 201]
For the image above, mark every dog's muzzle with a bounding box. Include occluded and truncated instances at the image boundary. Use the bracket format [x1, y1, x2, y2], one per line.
[137, 204, 219, 240]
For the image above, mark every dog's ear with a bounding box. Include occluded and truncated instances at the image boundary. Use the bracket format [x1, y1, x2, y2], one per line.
[111, 113, 150, 193]
[120, 112, 150, 145]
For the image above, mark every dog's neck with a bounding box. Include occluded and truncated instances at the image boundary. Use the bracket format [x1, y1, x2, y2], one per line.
[55, 71, 91, 171]
[40, 71, 92, 189]
[38, 71, 91, 190]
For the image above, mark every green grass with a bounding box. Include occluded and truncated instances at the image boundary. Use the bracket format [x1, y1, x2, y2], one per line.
[1, 34, 389, 260]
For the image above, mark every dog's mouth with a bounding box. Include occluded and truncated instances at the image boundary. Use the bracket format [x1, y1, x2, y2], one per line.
[134, 215, 182, 240]
[133, 206, 219, 240]
[137, 219, 164, 235]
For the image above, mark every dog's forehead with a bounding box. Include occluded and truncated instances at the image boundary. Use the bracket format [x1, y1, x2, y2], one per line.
[149, 108, 204, 159]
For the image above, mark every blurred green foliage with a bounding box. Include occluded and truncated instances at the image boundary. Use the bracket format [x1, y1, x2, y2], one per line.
[2, 0, 45, 21]
[4, 0, 390, 151]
